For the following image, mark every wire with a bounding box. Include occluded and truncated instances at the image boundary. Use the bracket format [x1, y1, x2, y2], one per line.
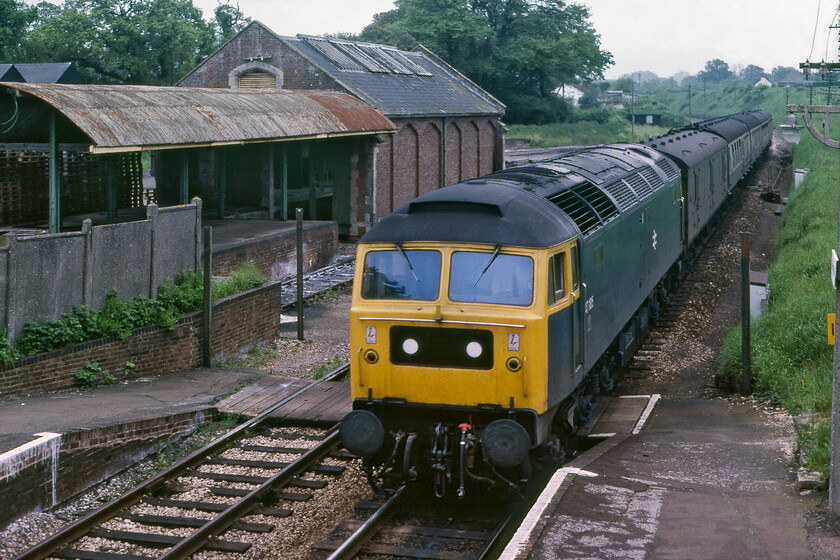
[825, 7, 839, 61]
[810, 0, 822, 60]
[0, 89, 19, 135]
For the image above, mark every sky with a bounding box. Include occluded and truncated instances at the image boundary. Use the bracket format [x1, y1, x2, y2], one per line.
[191, 0, 838, 80]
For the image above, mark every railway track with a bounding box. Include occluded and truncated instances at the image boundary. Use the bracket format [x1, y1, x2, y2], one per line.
[311, 485, 519, 560]
[280, 257, 356, 306]
[12, 365, 352, 560]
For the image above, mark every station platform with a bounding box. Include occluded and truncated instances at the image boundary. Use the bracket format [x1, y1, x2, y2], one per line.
[501, 396, 816, 560]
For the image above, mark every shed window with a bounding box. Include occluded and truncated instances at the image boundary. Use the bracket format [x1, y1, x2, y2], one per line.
[238, 71, 277, 89]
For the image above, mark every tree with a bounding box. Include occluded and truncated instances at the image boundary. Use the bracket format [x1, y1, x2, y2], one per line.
[740, 64, 764, 85]
[213, 1, 250, 44]
[23, 0, 219, 85]
[578, 90, 599, 109]
[384, 0, 612, 124]
[770, 65, 798, 82]
[0, 0, 36, 61]
[697, 58, 733, 82]
[612, 77, 633, 92]
[355, 8, 419, 51]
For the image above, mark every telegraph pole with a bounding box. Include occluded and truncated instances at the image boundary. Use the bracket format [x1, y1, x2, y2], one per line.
[789, 58, 840, 517]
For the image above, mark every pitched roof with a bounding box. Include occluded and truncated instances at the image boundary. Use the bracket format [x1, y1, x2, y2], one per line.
[280, 32, 504, 118]
[0, 65, 23, 82]
[13, 63, 84, 84]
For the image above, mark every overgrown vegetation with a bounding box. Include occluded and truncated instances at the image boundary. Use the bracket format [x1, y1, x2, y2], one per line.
[73, 361, 115, 391]
[720, 130, 838, 476]
[12, 262, 266, 359]
[314, 354, 347, 380]
[508, 110, 670, 147]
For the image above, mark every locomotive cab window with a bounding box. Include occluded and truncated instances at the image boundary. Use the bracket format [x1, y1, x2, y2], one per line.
[361, 249, 441, 301]
[548, 253, 566, 304]
[449, 251, 534, 306]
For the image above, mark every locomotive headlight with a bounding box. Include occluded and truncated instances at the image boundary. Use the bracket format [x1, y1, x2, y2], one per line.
[402, 338, 419, 355]
[466, 341, 483, 358]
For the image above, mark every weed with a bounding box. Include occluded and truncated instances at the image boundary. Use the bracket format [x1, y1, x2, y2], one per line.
[313, 354, 346, 380]
[74, 362, 105, 391]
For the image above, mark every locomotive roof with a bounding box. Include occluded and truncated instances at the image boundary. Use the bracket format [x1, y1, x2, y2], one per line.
[643, 129, 726, 167]
[360, 181, 580, 247]
[362, 142, 680, 246]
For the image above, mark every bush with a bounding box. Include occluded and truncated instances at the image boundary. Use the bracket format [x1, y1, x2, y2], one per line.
[13, 262, 267, 356]
[74, 362, 104, 391]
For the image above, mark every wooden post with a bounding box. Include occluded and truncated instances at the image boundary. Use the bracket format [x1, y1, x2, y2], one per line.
[48, 110, 61, 233]
[203, 226, 212, 367]
[741, 233, 751, 395]
[296, 208, 304, 341]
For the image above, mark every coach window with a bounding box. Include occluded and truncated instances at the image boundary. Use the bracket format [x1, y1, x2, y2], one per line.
[548, 253, 565, 304]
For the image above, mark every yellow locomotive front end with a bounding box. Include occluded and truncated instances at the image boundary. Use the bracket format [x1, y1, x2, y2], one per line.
[338, 179, 583, 497]
[342, 238, 579, 496]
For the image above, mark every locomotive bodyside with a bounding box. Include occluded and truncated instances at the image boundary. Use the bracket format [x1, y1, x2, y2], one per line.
[341, 112, 773, 497]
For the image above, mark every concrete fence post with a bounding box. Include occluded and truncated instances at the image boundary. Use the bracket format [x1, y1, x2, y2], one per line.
[147, 203, 159, 299]
[192, 197, 202, 274]
[4, 233, 17, 341]
[81, 219, 93, 308]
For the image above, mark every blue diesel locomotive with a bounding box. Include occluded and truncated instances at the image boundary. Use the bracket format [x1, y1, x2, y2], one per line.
[339, 111, 773, 497]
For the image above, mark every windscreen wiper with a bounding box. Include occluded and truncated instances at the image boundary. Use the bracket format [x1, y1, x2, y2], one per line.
[474, 245, 501, 286]
[396, 242, 419, 283]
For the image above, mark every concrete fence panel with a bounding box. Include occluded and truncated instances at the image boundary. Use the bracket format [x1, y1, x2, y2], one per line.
[89, 220, 153, 309]
[2, 199, 201, 340]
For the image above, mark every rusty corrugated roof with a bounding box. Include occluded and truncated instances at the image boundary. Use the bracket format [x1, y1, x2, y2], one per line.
[0, 82, 395, 153]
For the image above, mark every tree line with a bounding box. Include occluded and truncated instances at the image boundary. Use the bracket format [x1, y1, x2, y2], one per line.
[1, 0, 613, 124]
[0, 0, 249, 85]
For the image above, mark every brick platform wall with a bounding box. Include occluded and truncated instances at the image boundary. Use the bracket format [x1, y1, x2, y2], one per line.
[212, 221, 336, 281]
[0, 409, 213, 529]
[0, 279, 290, 398]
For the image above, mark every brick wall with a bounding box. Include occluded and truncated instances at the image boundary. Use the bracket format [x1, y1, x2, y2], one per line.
[0, 409, 213, 529]
[212, 221, 337, 281]
[373, 116, 503, 219]
[0, 278, 291, 398]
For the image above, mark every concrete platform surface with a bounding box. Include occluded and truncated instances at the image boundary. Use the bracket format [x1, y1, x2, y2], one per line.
[0, 368, 263, 454]
[503, 398, 816, 560]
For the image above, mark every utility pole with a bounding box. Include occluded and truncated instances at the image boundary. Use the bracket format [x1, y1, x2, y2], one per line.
[789, 58, 840, 517]
[631, 76, 635, 139]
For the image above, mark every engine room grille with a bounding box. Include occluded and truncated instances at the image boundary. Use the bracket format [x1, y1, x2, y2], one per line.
[548, 182, 618, 236]
[623, 173, 653, 199]
[657, 158, 680, 182]
[639, 167, 666, 192]
[602, 180, 637, 211]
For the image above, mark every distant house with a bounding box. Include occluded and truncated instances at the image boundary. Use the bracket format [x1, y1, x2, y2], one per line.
[12, 63, 84, 84]
[553, 84, 587, 104]
[754, 76, 773, 88]
[777, 71, 808, 87]
[178, 21, 506, 236]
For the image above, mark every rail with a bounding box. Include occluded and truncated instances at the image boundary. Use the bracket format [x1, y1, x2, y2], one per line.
[13, 364, 350, 560]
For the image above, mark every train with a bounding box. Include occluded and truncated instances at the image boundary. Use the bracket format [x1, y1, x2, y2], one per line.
[339, 110, 773, 498]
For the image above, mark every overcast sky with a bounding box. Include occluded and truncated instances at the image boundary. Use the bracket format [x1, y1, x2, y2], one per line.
[192, 0, 837, 79]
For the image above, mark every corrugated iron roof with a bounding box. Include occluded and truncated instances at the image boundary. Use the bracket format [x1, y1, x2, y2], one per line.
[0, 82, 395, 153]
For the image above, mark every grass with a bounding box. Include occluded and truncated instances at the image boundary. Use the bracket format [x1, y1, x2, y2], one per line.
[508, 113, 669, 147]
[720, 131, 838, 476]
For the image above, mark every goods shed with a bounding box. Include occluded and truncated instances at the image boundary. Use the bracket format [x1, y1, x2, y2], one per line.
[0, 82, 395, 235]
[178, 22, 506, 234]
